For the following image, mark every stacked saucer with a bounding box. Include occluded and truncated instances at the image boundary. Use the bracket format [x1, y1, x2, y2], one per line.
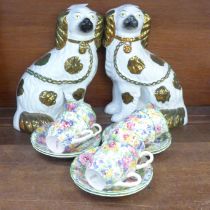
[31, 102, 172, 197]
[31, 123, 101, 158]
[70, 104, 172, 197]
[102, 104, 171, 154]
[102, 125, 171, 154]
[31, 102, 102, 158]
[70, 145, 153, 197]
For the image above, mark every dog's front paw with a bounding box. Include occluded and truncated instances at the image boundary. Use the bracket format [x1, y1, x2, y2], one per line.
[111, 112, 128, 122]
[104, 102, 120, 115]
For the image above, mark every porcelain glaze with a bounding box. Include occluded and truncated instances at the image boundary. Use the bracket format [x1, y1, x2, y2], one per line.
[70, 147, 154, 196]
[84, 141, 153, 190]
[104, 4, 188, 128]
[13, 4, 103, 133]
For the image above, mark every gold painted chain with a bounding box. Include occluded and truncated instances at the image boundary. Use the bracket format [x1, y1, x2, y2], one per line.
[67, 37, 96, 44]
[26, 43, 93, 85]
[115, 34, 143, 42]
[114, 42, 171, 86]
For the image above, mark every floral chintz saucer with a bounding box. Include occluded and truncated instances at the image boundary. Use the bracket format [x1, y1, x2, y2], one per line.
[31, 124, 101, 158]
[70, 147, 153, 197]
[147, 132, 172, 154]
[102, 125, 171, 155]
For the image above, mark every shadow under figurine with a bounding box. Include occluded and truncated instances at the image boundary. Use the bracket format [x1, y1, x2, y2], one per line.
[104, 4, 188, 128]
[13, 4, 103, 133]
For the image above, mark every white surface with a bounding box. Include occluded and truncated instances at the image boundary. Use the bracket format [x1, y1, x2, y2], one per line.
[104, 4, 188, 124]
[13, 4, 99, 131]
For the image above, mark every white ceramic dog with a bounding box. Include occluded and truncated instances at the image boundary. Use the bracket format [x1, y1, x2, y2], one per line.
[13, 4, 103, 133]
[104, 4, 188, 128]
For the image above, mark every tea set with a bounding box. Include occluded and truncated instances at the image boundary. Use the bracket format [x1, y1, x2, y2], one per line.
[70, 146, 154, 197]
[31, 102, 102, 158]
[14, 4, 188, 197]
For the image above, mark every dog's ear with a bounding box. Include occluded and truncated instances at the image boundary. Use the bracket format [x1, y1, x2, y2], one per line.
[55, 10, 69, 50]
[104, 10, 115, 47]
[94, 13, 104, 48]
[141, 12, 151, 48]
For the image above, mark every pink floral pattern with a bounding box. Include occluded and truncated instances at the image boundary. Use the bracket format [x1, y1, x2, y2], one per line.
[135, 104, 168, 138]
[86, 141, 139, 188]
[32, 124, 101, 154]
[70, 146, 154, 195]
[102, 104, 169, 154]
[33, 102, 101, 154]
[65, 103, 78, 112]
[79, 153, 93, 167]
[62, 101, 96, 126]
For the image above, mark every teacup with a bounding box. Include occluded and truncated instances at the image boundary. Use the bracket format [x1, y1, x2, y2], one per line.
[103, 113, 156, 149]
[102, 104, 169, 151]
[105, 126, 146, 154]
[85, 141, 154, 191]
[45, 115, 102, 153]
[58, 101, 96, 126]
[133, 104, 168, 138]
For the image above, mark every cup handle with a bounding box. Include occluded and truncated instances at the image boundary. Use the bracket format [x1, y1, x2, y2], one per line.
[113, 171, 142, 188]
[136, 151, 154, 170]
[91, 123, 102, 137]
[72, 129, 94, 144]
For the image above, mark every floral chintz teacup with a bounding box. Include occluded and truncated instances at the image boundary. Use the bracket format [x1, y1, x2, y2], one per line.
[133, 104, 169, 139]
[45, 114, 102, 154]
[103, 113, 156, 149]
[58, 101, 96, 127]
[45, 101, 101, 154]
[102, 104, 169, 152]
[85, 141, 154, 191]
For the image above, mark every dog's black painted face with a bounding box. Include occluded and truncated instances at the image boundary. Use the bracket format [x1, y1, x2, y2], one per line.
[123, 15, 138, 29]
[79, 18, 93, 33]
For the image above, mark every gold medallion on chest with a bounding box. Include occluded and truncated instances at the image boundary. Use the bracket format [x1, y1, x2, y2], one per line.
[127, 56, 145, 74]
[64, 56, 83, 74]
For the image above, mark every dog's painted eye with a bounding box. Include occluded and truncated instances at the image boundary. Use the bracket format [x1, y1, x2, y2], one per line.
[90, 14, 95, 19]
[120, 11, 127, 17]
[137, 12, 142, 18]
[74, 13, 81, 20]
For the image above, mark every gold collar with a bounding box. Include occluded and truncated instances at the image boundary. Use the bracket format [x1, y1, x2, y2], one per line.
[68, 37, 96, 44]
[115, 34, 143, 43]
[67, 37, 97, 54]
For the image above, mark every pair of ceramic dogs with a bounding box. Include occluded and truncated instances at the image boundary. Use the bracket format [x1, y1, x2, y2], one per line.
[13, 4, 188, 133]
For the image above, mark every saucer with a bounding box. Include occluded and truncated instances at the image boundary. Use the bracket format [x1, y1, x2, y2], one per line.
[70, 147, 153, 197]
[31, 124, 101, 158]
[147, 132, 172, 154]
[102, 125, 171, 155]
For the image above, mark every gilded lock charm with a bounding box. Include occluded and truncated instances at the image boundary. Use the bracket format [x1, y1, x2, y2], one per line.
[123, 43, 132, 53]
[64, 56, 83, 74]
[79, 42, 88, 54]
[127, 56, 145, 74]
[155, 86, 171, 103]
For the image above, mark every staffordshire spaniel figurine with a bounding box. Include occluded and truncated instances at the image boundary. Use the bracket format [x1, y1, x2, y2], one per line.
[104, 4, 187, 128]
[13, 4, 103, 133]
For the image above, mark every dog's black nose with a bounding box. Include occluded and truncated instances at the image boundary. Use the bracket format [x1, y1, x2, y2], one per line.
[79, 18, 93, 33]
[123, 15, 138, 29]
